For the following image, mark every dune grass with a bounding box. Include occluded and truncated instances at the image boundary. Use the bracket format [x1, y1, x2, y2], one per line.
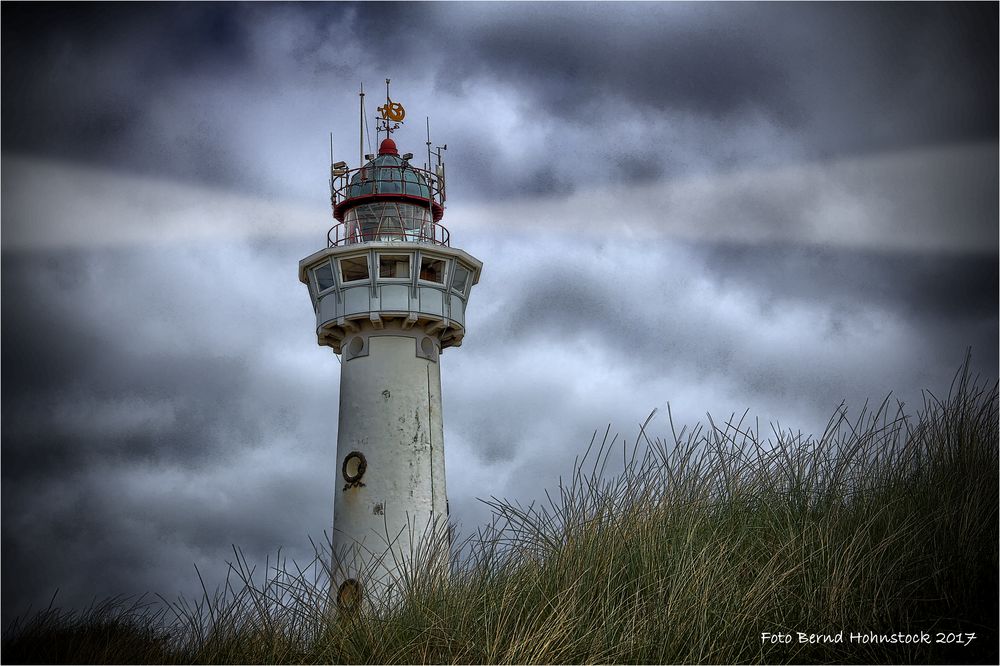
[4, 362, 997, 664]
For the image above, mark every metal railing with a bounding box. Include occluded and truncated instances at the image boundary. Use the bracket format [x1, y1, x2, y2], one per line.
[327, 219, 451, 247]
[330, 162, 445, 211]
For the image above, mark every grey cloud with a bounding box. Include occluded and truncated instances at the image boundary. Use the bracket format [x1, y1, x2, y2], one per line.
[443, 4, 793, 121]
[430, 2, 996, 150]
[473, 234, 998, 402]
[697, 244, 1000, 322]
[3, 2, 996, 203]
[385, 1, 994, 195]
[2, 253, 262, 474]
[1, 239, 339, 616]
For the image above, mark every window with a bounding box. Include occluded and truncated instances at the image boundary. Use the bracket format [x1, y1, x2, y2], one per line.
[313, 261, 336, 291]
[379, 254, 410, 279]
[452, 263, 471, 293]
[340, 256, 369, 283]
[419, 256, 446, 283]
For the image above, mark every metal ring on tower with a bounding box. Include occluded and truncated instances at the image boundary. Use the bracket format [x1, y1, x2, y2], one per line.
[342, 451, 367, 483]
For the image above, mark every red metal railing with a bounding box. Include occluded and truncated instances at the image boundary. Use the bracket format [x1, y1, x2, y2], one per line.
[330, 163, 445, 210]
[327, 160, 450, 247]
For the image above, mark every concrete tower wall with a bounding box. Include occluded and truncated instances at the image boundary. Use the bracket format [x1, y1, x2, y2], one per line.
[331, 325, 448, 597]
[300, 241, 481, 609]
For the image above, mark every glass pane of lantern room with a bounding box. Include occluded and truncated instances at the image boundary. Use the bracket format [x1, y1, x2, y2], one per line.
[420, 257, 446, 283]
[354, 205, 380, 242]
[376, 203, 405, 241]
[397, 204, 432, 242]
[314, 261, 336, 291]
[378, 168, 402, 194]
[341, 256, 369, 282]
[352, 203, 404, 242]
[379, 254, 410, 279]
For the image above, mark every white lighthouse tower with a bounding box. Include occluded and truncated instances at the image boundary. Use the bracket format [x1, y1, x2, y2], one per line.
[298, 83, 482, 610]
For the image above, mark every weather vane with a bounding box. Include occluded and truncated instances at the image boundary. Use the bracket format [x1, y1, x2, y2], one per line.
[377, 78, 405, 135]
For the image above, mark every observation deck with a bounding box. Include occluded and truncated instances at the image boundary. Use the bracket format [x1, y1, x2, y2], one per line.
[298, 242, 482, 354]
[301, 138, 478, 353]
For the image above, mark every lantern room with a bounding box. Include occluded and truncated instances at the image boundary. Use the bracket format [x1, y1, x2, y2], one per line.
[329, 137, 448, 247]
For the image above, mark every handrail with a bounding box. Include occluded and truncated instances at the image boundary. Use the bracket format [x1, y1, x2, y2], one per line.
[330, 162, 445, 210]
[327, 219, 451, 248]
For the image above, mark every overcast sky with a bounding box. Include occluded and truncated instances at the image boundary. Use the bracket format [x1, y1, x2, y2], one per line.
[2, 2, 997, 619]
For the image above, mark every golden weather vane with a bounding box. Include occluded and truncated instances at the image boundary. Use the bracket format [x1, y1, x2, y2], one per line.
[377, 78, 405, 135]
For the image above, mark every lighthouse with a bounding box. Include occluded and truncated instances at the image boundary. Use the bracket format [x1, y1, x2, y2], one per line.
[298, 83, 482, 610]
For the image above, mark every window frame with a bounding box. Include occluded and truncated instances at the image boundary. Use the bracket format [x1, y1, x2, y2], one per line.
[311, 259, 338, 295]
[417, 252, 448, 286]
[338, 253, 371, 285]
[377, 252, 413, 281]
[450, 261, 472, 296]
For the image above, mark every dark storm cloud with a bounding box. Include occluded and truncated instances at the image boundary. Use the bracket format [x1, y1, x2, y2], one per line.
[697, 244, 1000, 322]
[452, 3, 996, 140]
[2, 2, 223, 155]
[1, 251, 263, 478]
[3, 2, 278, 193]
[1, 2, 437, 193]
[485, 238, 999, 391]
[1, 239, 340, 616]
[3, 2, 996, 200]
[434, 3, 793, 121]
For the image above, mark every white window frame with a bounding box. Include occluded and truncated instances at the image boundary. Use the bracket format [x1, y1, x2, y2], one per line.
[311, 259, 337, 294]
[338, 254, 371, 285]
[417, 252, 448, 286]
[450, 261, 472, 296]
[377, 252, 414, 281]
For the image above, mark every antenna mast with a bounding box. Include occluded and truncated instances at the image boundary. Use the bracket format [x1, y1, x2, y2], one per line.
[425, 117, 432, 170]
[434, 143, 448, 202]
[359, 82, 365, 166]
[384, 78, 390, 143]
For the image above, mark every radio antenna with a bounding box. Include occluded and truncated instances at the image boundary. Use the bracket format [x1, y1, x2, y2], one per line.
[359, 82, 365, 166]
[434, 143, 448, 202]
[425, 117, 432, 170]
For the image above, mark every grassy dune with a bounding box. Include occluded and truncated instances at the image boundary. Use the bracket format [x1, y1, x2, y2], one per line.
[4, 363, 997, 664]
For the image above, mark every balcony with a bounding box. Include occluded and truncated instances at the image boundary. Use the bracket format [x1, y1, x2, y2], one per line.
[328, 218, 451, 248]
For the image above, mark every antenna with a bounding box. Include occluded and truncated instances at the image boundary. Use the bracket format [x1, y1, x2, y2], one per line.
[329, 132, 334, 198]
[364, 108, 373, 158]
[359, 82, 365, 167]
[434, 144, 448, 202]
[425, 117, 432, 171]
